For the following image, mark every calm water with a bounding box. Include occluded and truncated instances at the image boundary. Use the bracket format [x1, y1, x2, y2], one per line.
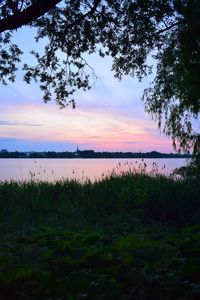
[0, 158, 188, 182]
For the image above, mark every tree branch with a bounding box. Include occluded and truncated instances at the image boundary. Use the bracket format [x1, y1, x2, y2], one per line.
[154, 20, 184, 37]
[0, 0, 62, 33]
[67, 0, 102, 30]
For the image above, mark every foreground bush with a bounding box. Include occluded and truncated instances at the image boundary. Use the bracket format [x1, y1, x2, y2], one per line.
[1, 226, 200, 299]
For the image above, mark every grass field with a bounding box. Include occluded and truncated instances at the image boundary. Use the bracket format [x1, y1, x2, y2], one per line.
[0, 171, 200, 299]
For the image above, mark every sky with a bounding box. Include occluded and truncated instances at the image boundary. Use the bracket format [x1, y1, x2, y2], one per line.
[0, 27, 176, 153]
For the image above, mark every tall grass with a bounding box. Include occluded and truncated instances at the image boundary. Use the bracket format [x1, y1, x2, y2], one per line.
[0, 170, 199, 234]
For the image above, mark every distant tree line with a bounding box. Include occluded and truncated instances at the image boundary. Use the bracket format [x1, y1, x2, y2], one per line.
[0, 150, 191, 159]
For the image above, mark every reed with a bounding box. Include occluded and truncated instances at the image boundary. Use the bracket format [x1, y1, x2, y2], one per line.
[0, 170, 199, 234]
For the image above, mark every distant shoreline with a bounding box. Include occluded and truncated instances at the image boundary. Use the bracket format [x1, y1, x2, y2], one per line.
[0, 149, 192, 159]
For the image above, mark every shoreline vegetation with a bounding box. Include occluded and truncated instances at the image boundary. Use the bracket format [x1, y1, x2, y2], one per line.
[0, 149, 192, 159]
[0, 168, 199, 299]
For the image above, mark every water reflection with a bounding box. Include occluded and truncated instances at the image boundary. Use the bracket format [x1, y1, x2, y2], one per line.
[0, 158, 188, 182]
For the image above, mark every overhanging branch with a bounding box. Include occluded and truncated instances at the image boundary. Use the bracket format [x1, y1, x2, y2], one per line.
[0, 0, 62, 33]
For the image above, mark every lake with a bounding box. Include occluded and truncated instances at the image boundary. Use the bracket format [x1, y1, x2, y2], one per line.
[0, 158, 188, 182]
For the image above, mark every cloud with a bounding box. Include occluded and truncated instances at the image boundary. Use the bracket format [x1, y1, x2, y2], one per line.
[0, 120, 43, 127]
[89, 136, 101, 139]
[123, 141, 139, 144]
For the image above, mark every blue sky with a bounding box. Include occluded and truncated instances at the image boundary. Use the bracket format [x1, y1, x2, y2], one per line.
[0, 27, 175, 153]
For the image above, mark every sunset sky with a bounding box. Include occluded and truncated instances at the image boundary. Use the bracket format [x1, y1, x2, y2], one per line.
[0, 28, 175, 153]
